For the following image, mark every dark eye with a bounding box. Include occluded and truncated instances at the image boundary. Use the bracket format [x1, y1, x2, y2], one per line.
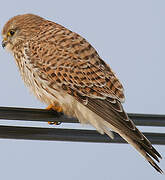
[8, 30, 15, 36]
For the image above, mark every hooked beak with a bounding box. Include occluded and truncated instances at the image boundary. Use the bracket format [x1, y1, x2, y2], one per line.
[2, 37, 8, 48]
[2, 40, 7, 48]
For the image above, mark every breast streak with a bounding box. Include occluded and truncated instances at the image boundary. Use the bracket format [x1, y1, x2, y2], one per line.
[13, 46, 115, 136]
[13, 48, 76, 115]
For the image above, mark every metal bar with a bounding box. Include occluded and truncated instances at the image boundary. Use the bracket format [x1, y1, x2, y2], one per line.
[128, 113, 165, 127]
[0, 106, 76, 123]
[0, 125, 164, 145]
[0, 106, 165, 127]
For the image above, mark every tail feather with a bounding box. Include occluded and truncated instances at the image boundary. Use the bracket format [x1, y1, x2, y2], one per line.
[118, 131, 164, 174]
[148, 159, 164, 174]
[136, 139, 160, 162]
[75, 98, 163, 173]
[85, 98, 163, 173]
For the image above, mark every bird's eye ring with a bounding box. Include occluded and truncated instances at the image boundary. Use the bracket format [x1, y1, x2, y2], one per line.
[7, 30, 15, 37]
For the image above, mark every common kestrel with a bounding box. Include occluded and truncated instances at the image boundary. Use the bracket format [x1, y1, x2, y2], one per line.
[1, 14, 163, 173]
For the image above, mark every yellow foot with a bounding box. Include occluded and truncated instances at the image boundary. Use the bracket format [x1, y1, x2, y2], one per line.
[48, 121, 61, 125]
[46, 104, 63, 125]
[46, 104, 63, 112]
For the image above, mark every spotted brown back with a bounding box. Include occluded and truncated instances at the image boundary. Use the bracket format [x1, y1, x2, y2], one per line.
[26, 19, 125, 103]
[2, 14, 163, 173]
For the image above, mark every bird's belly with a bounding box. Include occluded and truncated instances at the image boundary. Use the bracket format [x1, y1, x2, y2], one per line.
[18, 60, 75, 115]
[23, 68, 57, 105]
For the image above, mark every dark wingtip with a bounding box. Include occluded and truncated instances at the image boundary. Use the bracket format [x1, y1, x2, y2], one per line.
[151, 146, 162, 160]
[148, 161, 164, 174]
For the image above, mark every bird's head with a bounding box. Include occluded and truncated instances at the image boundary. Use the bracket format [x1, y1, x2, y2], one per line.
[1, 14, 44, 51]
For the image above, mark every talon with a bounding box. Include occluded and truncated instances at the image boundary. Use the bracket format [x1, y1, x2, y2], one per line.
[46, 104, 63, 112]
[48, 121, 61, 125]
[46, 104, 63, 125]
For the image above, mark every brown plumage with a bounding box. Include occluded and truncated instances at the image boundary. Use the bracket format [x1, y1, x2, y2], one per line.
[1, 14, 163, 173]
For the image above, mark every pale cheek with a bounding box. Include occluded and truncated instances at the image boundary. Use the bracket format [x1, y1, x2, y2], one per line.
[5, 43, 13, 52]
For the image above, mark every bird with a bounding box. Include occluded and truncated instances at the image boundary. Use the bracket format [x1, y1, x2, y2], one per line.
[1, 14, 163, 173]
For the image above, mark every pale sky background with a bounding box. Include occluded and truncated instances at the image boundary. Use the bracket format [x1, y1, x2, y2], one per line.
[0, 0, 165, 179]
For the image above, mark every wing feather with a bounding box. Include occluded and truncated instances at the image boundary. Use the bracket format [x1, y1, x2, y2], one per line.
[27, 37, 163, 173]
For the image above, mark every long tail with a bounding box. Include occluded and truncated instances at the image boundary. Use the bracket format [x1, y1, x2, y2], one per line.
[85, 97, 164, 173]
[117, 129, 163, 174]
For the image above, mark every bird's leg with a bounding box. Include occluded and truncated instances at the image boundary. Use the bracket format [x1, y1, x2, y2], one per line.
[46, 103, 63, 125]
[46, 104, 63, 112]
